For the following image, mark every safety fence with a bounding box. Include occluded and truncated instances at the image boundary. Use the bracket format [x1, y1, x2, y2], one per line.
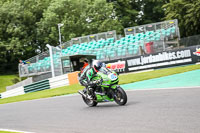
[19, 51, 50, 77]
[0, 86, 25, 99]
[65, 30, 117, 48]
[124, 19, 180, 39]
[179, 35, 200, 47]
[49, 74, 69, 88]
[0, 74, 69, 99]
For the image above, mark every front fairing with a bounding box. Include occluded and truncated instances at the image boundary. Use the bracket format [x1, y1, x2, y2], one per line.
[97, 67, 119, 87]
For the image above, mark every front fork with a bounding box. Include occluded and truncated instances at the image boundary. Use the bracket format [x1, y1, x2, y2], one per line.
[110, 85, 119, 99]
[111, 84, 118, 90]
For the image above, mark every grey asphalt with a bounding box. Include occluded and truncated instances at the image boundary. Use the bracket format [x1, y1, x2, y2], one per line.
[0, 87, 200, 133]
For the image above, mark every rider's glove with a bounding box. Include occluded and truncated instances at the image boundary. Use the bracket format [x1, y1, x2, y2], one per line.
[93, 79, 101, 84]
[97, 79, 102, 84]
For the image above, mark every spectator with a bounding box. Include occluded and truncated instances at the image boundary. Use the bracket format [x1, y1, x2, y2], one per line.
[19, 60, 29, 74]
[19, 60, 27, 65]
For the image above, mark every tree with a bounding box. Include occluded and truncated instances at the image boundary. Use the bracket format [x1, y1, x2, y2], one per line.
[163, 0, 200, 37]
[0, 0, 51, 73]
[37, 0, 123, 47]
[111, 0, 169, 31]
[112, 0, 141, 28]
[140, 0, 169, 24]
[85, 0, 123, 34]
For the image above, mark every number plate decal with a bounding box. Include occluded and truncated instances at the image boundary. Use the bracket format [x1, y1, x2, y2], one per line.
[108, 73, 117, 81]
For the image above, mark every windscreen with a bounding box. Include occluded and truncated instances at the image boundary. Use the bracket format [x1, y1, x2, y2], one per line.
[99, 66, 112, 75]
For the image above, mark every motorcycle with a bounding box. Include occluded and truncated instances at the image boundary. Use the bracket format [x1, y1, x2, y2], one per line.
[78, 66, 127, 107]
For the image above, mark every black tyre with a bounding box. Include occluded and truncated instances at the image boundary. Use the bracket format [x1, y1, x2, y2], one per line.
[114, 86, 127, 105]
[82, 96, 98, 107]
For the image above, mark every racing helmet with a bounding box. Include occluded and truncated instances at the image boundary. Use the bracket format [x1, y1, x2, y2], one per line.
[92, 60, 103, 72]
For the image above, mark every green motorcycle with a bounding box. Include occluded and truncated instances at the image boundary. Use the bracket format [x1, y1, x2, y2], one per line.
[78, 66, 127, 107]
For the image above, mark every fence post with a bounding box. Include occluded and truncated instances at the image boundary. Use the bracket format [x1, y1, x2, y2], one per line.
[46, 44, 55, 77]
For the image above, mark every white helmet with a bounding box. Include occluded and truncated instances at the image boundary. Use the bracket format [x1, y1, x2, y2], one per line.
[92, 60, 103, 72]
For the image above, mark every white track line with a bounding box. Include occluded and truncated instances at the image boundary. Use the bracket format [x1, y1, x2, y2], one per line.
[0, 128, 34, 133]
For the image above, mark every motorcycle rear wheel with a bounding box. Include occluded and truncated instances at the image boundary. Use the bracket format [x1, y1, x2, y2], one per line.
[82, 96, 98, 107]
[114, 86, 127, 105]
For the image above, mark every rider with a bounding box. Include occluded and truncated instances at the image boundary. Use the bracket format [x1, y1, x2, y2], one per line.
[79, 60, 103, 99]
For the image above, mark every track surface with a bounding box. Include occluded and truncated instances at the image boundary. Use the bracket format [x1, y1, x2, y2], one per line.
[1, 87, 200, 133]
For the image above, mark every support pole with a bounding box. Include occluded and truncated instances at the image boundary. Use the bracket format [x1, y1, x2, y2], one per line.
[46, 44, 55, 77]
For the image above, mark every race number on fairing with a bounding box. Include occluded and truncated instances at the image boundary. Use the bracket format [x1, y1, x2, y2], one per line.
[108, 73, 117, 81]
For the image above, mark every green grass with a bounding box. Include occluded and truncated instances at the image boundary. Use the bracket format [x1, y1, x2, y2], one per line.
[0, 84, 84, 104]
[0, 131, 21, 133]
[0, 74, 20, 93]
[0, 64, 200, 104]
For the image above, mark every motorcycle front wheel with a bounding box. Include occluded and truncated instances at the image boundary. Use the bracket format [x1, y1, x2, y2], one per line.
[114, 86, 127, 106]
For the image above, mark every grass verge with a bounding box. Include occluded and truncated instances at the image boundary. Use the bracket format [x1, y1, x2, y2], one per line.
[0, 131, 21, 133]
[0, 64, 200, 104]
[0, 74, 19, 93]
[0, 84, 84, 104]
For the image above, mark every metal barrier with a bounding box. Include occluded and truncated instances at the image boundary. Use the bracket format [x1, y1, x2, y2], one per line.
[71, 30, 117, 44]
[124, 19, 180, 40]
[0, 73, 69, 99]
[19, 51, 50, 77]
[179, 35, 200, 47]
[61, 30, 117, 49]
[24, 79, 50, 93]
[1, 86, 25, 98]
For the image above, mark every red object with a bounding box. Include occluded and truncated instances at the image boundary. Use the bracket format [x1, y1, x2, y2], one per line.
[93, 67, 98, 72]
[83, 63, 88, 68]
[145, 42, 154, 54]
[81, 63, 89, 73]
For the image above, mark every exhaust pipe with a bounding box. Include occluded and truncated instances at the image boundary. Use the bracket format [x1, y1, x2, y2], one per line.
[78, 90, 96, 102]
[78, 90, 87, 98]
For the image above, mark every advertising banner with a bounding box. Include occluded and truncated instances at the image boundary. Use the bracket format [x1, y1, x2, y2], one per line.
[105, 45, 200, 73]
[106, 60, 126, 73]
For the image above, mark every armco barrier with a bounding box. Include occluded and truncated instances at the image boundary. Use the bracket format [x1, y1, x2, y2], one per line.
[49, 74, 68, 83]
[0, 73, 70, 99]
[50, 79, 69, 89]
[49, 74, 69, 89]
[1, 86, 25, 99]
[24, 79, 50, 93]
